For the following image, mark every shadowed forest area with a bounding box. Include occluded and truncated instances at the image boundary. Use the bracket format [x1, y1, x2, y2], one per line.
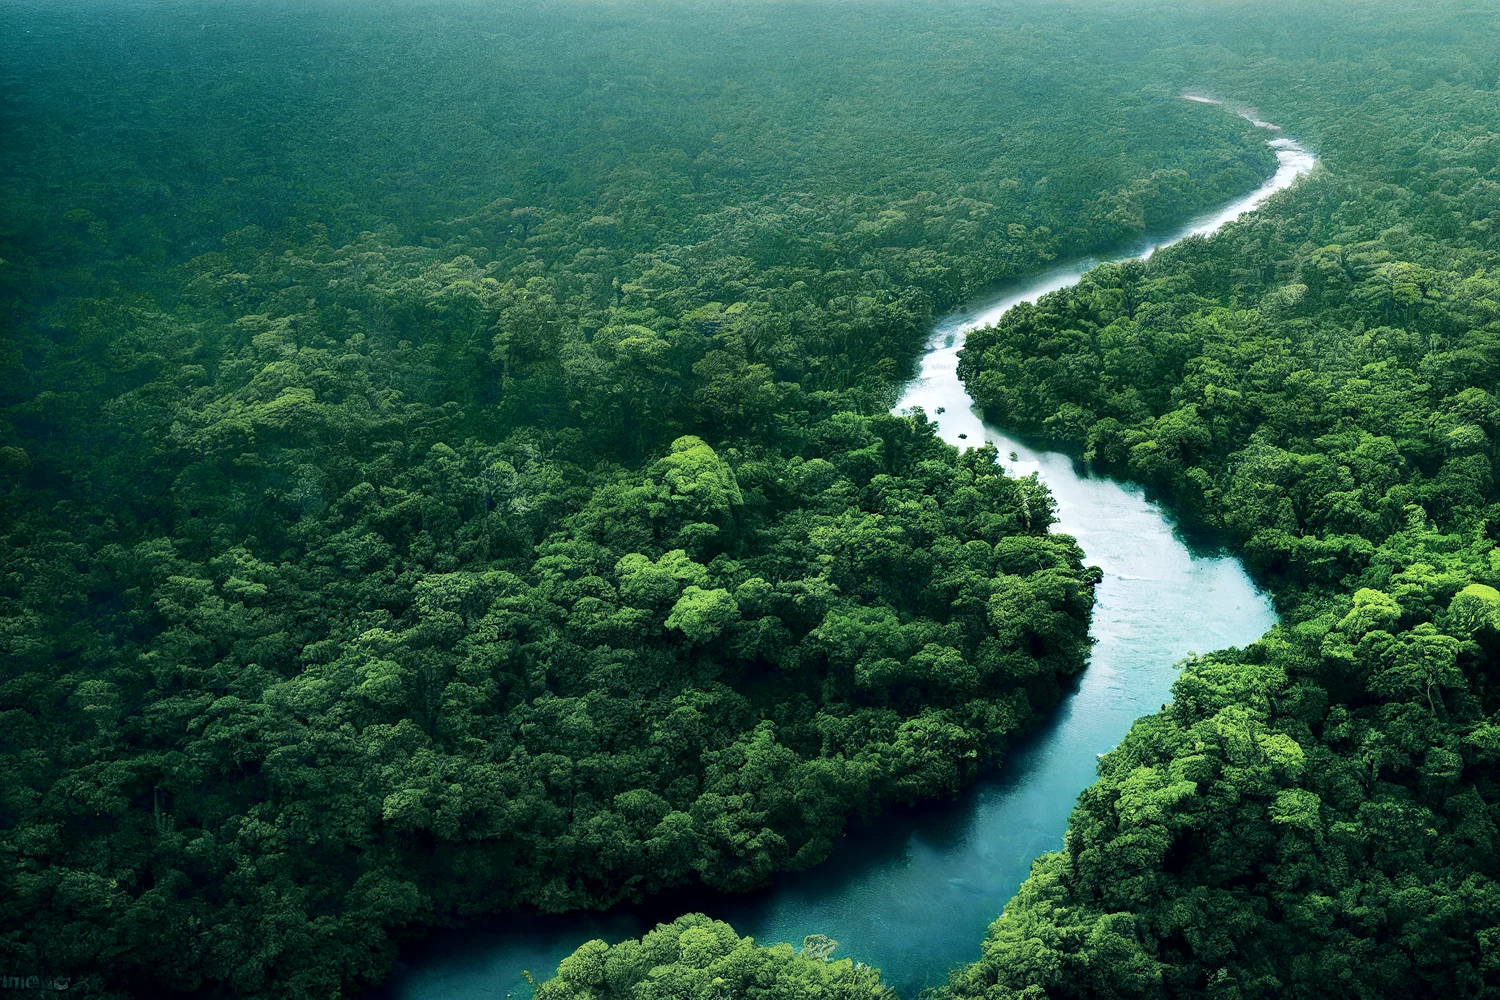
[2, 0, 1499, 998]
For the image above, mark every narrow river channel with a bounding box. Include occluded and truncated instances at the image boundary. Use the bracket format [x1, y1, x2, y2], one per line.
[373, 111, 1315, 1000]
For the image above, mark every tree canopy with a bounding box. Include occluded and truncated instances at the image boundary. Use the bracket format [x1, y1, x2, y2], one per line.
[6, 0, 1500, 997]
[948, 4, 1500, 996]
[0, 0, 1269, 995]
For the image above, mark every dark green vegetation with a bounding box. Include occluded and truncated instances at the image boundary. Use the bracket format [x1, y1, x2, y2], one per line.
[950, 9, 1500, 999]
[535, 915, 892, 1000]
[0, 2, 1278, 997]
[11, 0, 1500, 996]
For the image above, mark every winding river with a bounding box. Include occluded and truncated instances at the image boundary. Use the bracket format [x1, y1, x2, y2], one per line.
[372, 112, 1315, 1000]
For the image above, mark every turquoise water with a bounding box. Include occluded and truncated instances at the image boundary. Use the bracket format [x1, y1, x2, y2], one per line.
[371, 122, 1310, 1000]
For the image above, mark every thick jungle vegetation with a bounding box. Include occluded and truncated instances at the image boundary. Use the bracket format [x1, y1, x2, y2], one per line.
[946, 6, 1500, 1000]
[0, 1, 1273, 998]
[533, 915, 894, 1000]
[7, 0, 1500, 998]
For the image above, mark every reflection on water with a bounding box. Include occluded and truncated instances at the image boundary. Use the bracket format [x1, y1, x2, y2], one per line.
[372, 123, 1313, 1000]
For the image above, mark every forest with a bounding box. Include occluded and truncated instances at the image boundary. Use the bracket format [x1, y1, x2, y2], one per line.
[3, 0, 1499, 998]
[949, 8, 1500, 1000]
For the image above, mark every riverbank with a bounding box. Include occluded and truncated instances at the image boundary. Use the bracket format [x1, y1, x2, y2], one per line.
[373, 119, 1310, 1000]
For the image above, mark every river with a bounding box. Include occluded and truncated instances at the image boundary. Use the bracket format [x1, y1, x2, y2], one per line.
[371, 111, 1314, 1000]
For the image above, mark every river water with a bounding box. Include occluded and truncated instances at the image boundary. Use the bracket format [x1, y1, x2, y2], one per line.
[372, 115, 1313, 1000]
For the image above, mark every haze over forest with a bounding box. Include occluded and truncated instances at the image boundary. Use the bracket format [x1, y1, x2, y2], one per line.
[3, 1, 1500, 998]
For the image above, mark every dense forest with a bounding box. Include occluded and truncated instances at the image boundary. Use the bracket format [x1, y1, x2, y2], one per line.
[4, 0, 1500, 998]
[0, 1, 1271, 997]
[532, 915, 894, 1000]
[948, 8, 1500, 1000]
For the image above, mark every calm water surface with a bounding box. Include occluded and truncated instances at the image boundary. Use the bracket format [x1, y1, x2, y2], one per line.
[373, 115, 1313, 1000]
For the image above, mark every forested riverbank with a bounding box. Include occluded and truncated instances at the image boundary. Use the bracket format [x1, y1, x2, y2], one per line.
[371, 137, 1297, 1000]
[947, 15, 1500, 1000]
[528, 4, 1500, 1000]
[4, 1, 1500, 998]
[0, 2, 1273, 997]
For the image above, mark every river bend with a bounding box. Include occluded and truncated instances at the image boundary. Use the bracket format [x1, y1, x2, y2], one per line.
[374, 110, 1314, 1000]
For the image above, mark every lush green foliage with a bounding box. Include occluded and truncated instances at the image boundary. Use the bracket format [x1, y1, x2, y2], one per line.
[0, 1, 1282, 997]
[535, 915, 891, 1000]
[16, 0, 1500, 996]
[950, 7, 1500, 997]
